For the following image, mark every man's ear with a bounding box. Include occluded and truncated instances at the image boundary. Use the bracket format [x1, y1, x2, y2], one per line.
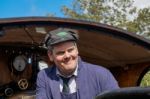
[48, 51, 53, 62]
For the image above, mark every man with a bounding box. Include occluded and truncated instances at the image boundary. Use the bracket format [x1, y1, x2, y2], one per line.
[36, 28, 119, 99]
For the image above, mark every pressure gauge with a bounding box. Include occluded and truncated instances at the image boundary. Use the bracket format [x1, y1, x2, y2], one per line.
[13, 55, 27, 72]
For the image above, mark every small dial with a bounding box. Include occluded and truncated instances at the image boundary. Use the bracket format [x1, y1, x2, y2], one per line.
[13, 55, 27, 72]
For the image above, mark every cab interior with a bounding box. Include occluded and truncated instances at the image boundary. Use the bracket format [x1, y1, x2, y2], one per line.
[0, 17, 150, 98]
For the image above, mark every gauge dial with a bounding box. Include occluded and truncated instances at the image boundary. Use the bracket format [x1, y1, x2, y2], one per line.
[13, 55, 27, 72]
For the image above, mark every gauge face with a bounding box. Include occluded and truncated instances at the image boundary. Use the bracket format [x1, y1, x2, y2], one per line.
[38, 60, 48, 70]
[13, 55, 27, 72]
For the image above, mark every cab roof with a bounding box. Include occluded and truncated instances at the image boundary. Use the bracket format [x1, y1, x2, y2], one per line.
[0, 17, 150, 67]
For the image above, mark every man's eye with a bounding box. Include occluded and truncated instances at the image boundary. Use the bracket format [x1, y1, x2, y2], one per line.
[68, 48, 74, 52]
[56, 51, 64, 55]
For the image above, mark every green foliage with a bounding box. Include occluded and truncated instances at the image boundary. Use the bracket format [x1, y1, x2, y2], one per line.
[140, 71, 150, 87]
[133, 7, 150, 39]
[61, 0, 150, 39]
[62, 0, 136, 24]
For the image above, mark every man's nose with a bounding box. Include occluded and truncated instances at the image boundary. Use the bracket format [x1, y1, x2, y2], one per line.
[64, 51, 70, 58]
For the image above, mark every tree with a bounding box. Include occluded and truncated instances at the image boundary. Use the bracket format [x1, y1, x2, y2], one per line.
[131, 7, 150, 38]
[140, 71, 150, 87]
[61, 0, 150, 38]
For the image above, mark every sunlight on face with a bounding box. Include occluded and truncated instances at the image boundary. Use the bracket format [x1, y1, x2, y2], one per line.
[48, 41, 78, 76]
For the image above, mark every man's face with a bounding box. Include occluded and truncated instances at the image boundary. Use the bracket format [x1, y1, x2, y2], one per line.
[48, 41, 78, 76]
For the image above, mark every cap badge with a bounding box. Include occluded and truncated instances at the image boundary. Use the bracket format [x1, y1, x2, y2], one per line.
[56, 32, 68, 37]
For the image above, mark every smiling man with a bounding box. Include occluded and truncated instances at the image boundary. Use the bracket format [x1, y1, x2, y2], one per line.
[49, 41, 78, 76]
[36, 28, 119, 99]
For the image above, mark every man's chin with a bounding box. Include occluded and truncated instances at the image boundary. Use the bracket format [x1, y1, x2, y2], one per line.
[63, 62, 74, 66]
[64, 65, 76, 71]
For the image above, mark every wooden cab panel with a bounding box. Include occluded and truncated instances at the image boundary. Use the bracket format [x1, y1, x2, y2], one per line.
[0, 17, 150, 98]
